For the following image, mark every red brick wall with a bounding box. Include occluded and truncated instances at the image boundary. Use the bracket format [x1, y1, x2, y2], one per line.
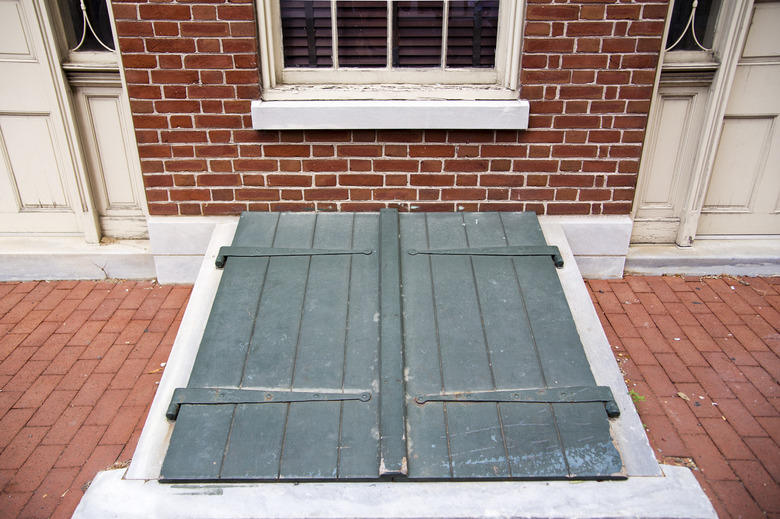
[112, 0, 668, 216]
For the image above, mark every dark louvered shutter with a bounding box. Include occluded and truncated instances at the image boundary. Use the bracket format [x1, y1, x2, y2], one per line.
[280, 0, 333, 67]
[446, 0, 498, 68]
[279, 0, 499, 70]
[393, 2, 443, 67]
[338, 1, 388, 67]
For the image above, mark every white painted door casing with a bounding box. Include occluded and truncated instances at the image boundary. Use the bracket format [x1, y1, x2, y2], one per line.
[632, 0, 780, 244]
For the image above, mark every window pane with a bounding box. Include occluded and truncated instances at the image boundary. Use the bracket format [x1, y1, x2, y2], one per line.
[59, 0, 115, 52]
[666, 0, 720, 51]
[281, 0, 333, 67]
[394, 1, 443, 68]
[337, 1, 388, 67]
[446, 0, 498, 68]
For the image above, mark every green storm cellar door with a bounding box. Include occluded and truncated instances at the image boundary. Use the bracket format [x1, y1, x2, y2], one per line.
[160, 210, 623, 482]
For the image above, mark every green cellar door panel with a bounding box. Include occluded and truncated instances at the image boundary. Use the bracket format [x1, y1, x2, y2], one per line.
[160, 210, 623, 482]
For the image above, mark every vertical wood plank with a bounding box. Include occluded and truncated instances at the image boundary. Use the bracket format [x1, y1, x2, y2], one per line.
[280, 213, 354, 478]
[221, 213, 317, 479]
[500, 212, 621, 477]
[161, 404, 235, 481]
[219, 403, 288, 479]
[422, 213, 509, 478]
[338, 213, 382, 478]
[461, 212, 566, 477]
[187, 212, 279, 388]
[240, 213, 318, 388]
[554, 402, 623, 477]
[378, 208, 407, 476]
[162, 213, 279, 481]
[399, 213, 451, 478]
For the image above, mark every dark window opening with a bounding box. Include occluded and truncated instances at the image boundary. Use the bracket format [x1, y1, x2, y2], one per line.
[280, 0, 499, 70]
[280, 0, 334, 67]
[393, 2, 443, 68]
[338, 1, 388, 67]
[60, 0, 116, 52]
[666, 0, 721, 52]
[446, 0, 498, 68]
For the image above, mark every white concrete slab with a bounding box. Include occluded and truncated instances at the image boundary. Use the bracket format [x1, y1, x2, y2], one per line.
[570, 255, 626, 279]
[540, 215, 632, 279]
[75, 464, 715, 519]
[0, 237, 155, 281]
[152, 255, 206, 285]
[148, 216, 239, 285]
[541, 216, 633, 257]
[626, 239, 780, 276]
[148, 216, 238, 255]
[76, 216, 715, 519]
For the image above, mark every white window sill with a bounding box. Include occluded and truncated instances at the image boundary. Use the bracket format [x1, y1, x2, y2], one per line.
[250, 99, 530, 130]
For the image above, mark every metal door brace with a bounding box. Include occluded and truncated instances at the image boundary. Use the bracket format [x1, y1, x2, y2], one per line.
[414, 386, 619, 418]
[407, 246, 564, 268]
[216, 247, 373, 268]
[167, 388, 372, 420]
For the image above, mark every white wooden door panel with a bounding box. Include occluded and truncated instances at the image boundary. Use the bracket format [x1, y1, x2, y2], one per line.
[74, 87, 148, 238]
[742, 2, 780, 58]
[0, 0, 33, 58]
[0, 115, 70, 208]
[699, 116, 779, 234]
[634, 0, 779, 244]
[0, 0, 87, 236]
[631, 84, 709, 243]
[698, 2, 780, 236]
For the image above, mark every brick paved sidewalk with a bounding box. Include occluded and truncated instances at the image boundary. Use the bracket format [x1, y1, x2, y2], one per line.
[0, 276, 778, 518]
[588, 276, 780, 519]
[0, 281, 190, 519]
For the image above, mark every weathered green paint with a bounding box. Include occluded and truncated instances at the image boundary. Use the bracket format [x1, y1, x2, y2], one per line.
[160, 210, 623, 482]
[378, 209, 408, 476]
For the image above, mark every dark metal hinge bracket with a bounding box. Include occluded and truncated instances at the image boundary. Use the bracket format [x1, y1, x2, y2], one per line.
[408, 246, 564, 268]
[414, 386, 619, 418]
[167, 388, 372, 420]
[216, 247, 373, 268]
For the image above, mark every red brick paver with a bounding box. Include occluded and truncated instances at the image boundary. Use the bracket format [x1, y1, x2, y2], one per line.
[0, 276, 778, 518]
[589, 276, 780, 519]
[0, 281, 190, 519]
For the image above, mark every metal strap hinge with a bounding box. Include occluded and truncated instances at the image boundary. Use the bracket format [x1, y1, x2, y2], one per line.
[216, 247, 373, 268]
[414, 386, 619, 418]
[407, 246, 564, 268]
[167, 388, 372, 420]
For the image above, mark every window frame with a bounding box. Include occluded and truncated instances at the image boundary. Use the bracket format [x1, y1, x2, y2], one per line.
[661, 0, 724, 72]
[256, 0, 525, 100]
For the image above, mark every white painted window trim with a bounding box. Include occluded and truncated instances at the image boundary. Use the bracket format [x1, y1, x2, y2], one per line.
[253, 0, 528, 129]
[258, 0, 524, 93]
